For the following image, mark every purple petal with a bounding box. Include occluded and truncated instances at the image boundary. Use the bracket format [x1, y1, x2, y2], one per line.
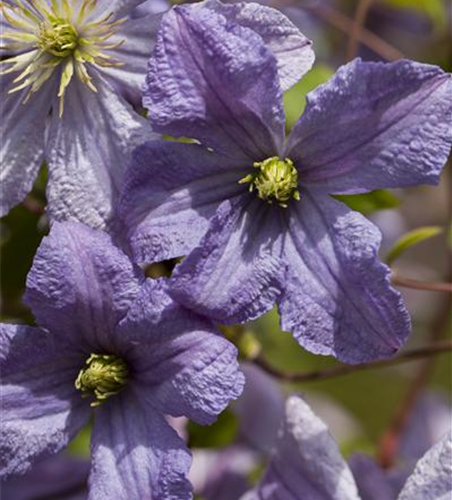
[197, 446, 254, 500]
[46, 76, 152, 231]
[398, 432, 452, 500]
[25, 221, 141, 352]
[286, 59, 452, 193]
[88, 392, 192, 500]
[130, 0, 170, 17]
[1, 454, 89, 500]
[0, 324, 90, 478]
[348, 454, 404, 500]
[117, 279, 244, 425]
[96, 0, 149, 18]
[145, 2, 284, 158]
[234, 363, 285, 454]
[0, 72, 53, 216]
[170, 198, 286, 325]
[101, 14, 161, 107]
[120, 140, 247, 263]
[203, 0, 315, 91]
[278, 193, 410, 363]
[399, 391, 452, 463]
[246, 395, 360, 500]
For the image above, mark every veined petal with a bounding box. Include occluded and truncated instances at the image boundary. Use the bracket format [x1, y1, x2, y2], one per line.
[46, 74, 153, 231]
[100, 13, 161, 106]
[286, 59, 452, 194]
[398, 432, 452, 500]
[0, 324, 90, 478]
[119, 140, 247, 263]
[117, 279, 244, 425]
[0, 71, 52, 216]
[203, 0, 315, 91]
[170, 198, 286, 325]
[88, 392, 192, 500]
[278, 193, 410, 363]
[145, 2, 285, 158]
[24, 222, 141, 352]
[244, 395, 360, 500]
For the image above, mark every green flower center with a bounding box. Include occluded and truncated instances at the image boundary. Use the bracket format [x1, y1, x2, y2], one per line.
[75, 354, 129, 407]
[239, 157, 301, 208]
[38, 18, 78, 58]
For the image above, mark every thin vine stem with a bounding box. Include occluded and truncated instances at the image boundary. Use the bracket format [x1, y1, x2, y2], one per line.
[252, 340, 452, 383]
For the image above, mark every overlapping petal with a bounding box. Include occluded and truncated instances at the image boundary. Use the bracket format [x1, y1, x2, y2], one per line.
[286, 59, 452, 194]
[117, 279, 244, 425]
[0, 72, 54, 216]
[278, 193, 410, 363]
[102, 14, 162, 106]
[45, 76, 152, 230]
[1, 454, 89, 500]
[244, 395, 360, 500]
[397, 432, 452, 500]
[170, 199, 286, 324]
[25, 222, 141, 351]
[89, 392, 192, 500]
[120, 141, 248, 263]
[97, 0, 150, 19]
[144, 2, 285, 158]
[234, 363, 285, 454]
[203, 0, 315, 91]
[0, 324, 90, 478]
[349, 454, 405, 500]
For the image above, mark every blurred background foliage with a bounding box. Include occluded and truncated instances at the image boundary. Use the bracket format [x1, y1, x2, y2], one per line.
[1, 0, 450, 487]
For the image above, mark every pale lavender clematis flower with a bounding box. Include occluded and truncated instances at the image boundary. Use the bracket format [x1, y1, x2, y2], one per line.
[242, 396, 452, 500]
[0, 0, 161, 230]
[1, 454, 89, 500]
[0, 221, 244, 499]
[120, 0, 452, 363]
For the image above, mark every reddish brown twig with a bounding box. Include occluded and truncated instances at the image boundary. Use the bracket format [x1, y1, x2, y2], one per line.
[346, 0, 375, 61]
[392, 275, 452, 293]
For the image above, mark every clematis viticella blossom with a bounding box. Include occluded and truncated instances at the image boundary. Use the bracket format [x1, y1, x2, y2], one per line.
[120, 0, 452, 364]
[0, 222, 244, 499]
[0, 0, 161, 230]
[241, 396, 452, 500]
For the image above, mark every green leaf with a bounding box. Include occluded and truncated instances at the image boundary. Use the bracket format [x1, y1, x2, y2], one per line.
[386, 226, 443, 266]
[283, 64, 334, 131]
[188, 409, 238, 449]
[335, 190, 400, 215]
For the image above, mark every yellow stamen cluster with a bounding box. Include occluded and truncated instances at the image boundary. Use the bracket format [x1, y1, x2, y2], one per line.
[239, 157, 301, 208]
[0, 0, 126, 115]
[75, 353, 129, 407]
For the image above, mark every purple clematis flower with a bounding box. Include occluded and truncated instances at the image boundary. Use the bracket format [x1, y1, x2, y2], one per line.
[1, 453, 89, 500]
[0, 221, 244, 499]
[242, 395, 452, 500]
[0, 0, 161, 230]
[120, 0, 452, 363]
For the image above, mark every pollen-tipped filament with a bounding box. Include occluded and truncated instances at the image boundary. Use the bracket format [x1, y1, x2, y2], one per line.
[0, 0, 126, 115]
